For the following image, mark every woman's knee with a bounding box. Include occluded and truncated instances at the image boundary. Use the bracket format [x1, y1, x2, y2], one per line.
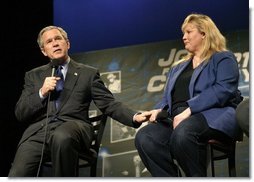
[170, 126, 189, 148]
[135, 123, 169, 152]
[135, 125, 158, 151]
[135, 126, 150, 150]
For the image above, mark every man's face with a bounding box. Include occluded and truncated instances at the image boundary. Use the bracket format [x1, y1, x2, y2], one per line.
[40, 28, 70, 61]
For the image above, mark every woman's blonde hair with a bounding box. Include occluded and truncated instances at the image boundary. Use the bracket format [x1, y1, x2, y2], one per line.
[37, 26, 69, 48]
[180, 13, 227, 63]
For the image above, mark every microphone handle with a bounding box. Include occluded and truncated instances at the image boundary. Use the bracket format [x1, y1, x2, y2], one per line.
[51, 66, 56, 77]
[48, 66, 56, 96]
[37, 65, 56, 176]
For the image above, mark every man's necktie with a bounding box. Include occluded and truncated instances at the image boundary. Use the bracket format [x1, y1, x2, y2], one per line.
[55, 66, 64, 109]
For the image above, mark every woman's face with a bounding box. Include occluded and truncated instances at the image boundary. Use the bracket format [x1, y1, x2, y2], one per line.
[182, 23, 205, 54]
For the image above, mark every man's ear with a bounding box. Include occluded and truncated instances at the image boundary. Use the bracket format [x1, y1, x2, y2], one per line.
[66, 39, 70, 49]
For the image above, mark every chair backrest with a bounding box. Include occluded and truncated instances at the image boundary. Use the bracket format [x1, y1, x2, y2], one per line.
[89, 114, 108, 153]
[77, 114, 108, 176]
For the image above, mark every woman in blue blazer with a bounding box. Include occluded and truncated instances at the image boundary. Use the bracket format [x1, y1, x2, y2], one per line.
[135, 13, 242, 177]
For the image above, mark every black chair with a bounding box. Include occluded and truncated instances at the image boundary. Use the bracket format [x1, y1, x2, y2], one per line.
[208, 130, 243, 177]
[208, 139, 236, 177]
[79, 114, 107, 176]
[173, 136, 242, 177]
[40, 114, 108, 177]
[207, 96, 246, 177]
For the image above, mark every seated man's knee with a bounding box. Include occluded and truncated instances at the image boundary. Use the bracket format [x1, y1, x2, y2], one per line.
[8, 163, 35, 177]
[50, 130, 74, 149]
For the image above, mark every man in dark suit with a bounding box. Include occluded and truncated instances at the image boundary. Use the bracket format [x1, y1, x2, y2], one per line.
[8, 26, 150, 177]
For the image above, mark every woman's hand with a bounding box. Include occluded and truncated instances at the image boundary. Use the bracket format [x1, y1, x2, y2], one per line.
[173, 107, 191, 129]
[148, 109, 162, 123]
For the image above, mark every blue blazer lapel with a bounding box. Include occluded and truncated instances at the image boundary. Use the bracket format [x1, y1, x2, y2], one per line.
[170, 61, 190, 88]
[165, 61, 190, 107]
[189, 60, 209, 97]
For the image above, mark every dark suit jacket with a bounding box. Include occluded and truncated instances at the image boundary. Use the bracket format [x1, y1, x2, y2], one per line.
[155, 51, 241, 139]
[15, 59, 139, 146]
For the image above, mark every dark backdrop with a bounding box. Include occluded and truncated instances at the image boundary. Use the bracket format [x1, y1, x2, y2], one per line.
[0, 1, 53, 176]
[53, 0, 249, 54]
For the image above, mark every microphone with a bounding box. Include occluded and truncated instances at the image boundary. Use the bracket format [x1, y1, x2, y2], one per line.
[156, 110, 169, 119]
[156, 110, 172, 124]
[50, 59, 59, 76]
[37, 59, 59, 176]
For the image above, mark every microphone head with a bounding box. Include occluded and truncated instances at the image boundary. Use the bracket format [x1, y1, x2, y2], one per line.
[50, 59, 60, 67]
[156, 110, 172, 124]
[156, 110, 169, 120]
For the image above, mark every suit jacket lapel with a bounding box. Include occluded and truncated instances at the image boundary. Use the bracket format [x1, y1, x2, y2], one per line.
[56, 60, 80, 112]
[40, 63, 52, 81]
